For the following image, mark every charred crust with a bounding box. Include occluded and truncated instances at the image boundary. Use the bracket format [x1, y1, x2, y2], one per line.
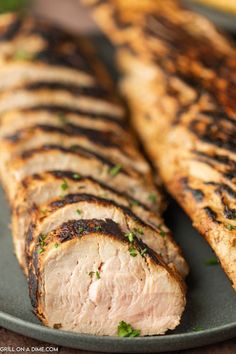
[20, 144, 130, 176]
[24, 81, 108, 99]
[56, 218, 123, 243]
[20, 105, 124, 126]
[48, 193, 150, 229]
[48, 171, 150, 210]
[181, 177, 204, 202]
[204, 207, 221, 224]
[0, 17, 22, 41]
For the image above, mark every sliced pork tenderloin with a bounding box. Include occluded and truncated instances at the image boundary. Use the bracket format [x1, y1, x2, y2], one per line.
[0, 107, 125, 138]
[13, 171, 163, 271]
[26, 193, 188, 278]
[28, 218, 186, 336]
[1, 123, 149, 174]
[3, 145, 159, 208]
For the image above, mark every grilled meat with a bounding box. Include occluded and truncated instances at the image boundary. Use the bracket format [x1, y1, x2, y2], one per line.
[0, 13, 188, 335]
[84, 0, 236, 289]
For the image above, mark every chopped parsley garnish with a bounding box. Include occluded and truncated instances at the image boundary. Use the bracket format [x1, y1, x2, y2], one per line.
[38, 234, 47, 247]
[76, 209, 82, 215]
[158, 224, 166, 237]
[129, 246, 137, 257]
[54, 243, 59, 249]
[140, 248, 147, 257]
[117, 321, 140, 337]
[95, 225, 102, 232]
[193, 326, 204, 332]
[133, 228, 143, 235]
[129, 200, 140, 208]
[40, 208, 48, 215]
[57, 112, 67, 124]
[96, 271, 100, 279]
[61, 179, 68, 191]
[125, 231, 134, 243]
[205, 258, 219, 266]
[37, 247, 45, 254]
[73, 173, 81, 180]
[78, 227, 84, 234]
[109, 164, 122, 177]
[13, 49, 35, 61]
[226, 224, 236, 231]
[148, 193, 157, 204]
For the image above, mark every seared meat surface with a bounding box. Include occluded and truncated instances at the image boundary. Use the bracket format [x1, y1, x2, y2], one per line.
[84, 0, 236, 289]
[0, 13, 187, 335]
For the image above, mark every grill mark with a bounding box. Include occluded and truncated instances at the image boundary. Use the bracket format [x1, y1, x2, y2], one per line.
[24, 81, 108, 100]
[204, 207, 221, 224]
[20, 144, 130, 176]
[200, 110, 236, 126]
[47, 193, 151, 230]
[189, 118, 236, 152]
[20, 105, 124, 126]
[0, 17, 22, 41]
[205, 181, 236, 200]
[223, 205, 236, 220]
[181, 177, 204, 202]
[34, 49, 91, 73]
[194, 150, 236, 168]
[6, 123, 122, 149]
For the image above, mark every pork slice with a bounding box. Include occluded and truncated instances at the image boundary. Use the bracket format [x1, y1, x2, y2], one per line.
[13, 171, 161, 271]
[26, 193, 188, 278]
[0, 89, 124, 118]
[0, 108, 125, 138]
[1, 124, 148, 174]
[0, 63, 96, 91]
[3, 145, 158, 207]
[28, 218, 186, 335]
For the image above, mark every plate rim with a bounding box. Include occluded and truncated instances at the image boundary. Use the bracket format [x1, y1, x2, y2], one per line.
[1, 311, 236, 353]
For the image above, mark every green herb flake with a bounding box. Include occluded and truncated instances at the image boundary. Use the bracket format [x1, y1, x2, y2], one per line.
[109, 164, 122, 177]
[193, 326, 204, 332]
[96, 271, 100, 279]
[226, 224, 236, 231]
[140, 248, 147, 257]
[13, 49, 35, 61]
[117, 321, 140, 337]
[38, 234, 47, 247]
[54, 243, 59, 249]
[125, 231, 134, 243]
[129, 200, 140, 208]
[205, 258, 219, 266]
[129, 246, 137, 257]
[76, 209, 82, 215]
[61, 179, 68, 191]
[95, 225, 102, 232]
[148, 193, 157, 204]
[78, 227, 84, 234]
[73, 173, 81, 180]
[57, 112, 67, 124]
[37, 247, 45, 254]
[133, 228, 143, 235]
[40, 208, 48, 215]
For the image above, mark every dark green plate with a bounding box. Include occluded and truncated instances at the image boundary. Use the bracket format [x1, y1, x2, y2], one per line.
[184, 0, 236, 32]
[0, 185, 236, 352]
